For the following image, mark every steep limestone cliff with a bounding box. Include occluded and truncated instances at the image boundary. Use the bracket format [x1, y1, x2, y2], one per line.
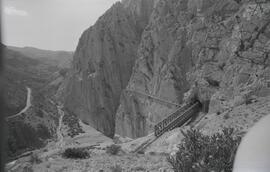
[116, 0, 198, 138]
[66, 0, 270, 139]
[116, 0, 270, 138]
[64, 0, 156, 138]
[184, 0, 270, 114]
[184, 0, 270, 134]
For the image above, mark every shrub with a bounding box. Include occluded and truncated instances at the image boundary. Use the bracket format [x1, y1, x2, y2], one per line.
[137, 150, 145, 154]
[223, 113, 230, 120]
[59, 68, 69, 77]
[106, 144, 121, 155]
[62, 147, 90, 159]
[29, 153, 42, 164]
[23, 165, 34, 172]
[132, 166, 146, 171]
[167, 128, 241, 172]
[110, 164, 122, 172]
[205, 77, 220, 87]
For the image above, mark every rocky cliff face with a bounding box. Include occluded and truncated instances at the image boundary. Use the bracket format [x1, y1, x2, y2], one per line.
[115, 0, 239, 138]
[64, 0, 156, 138]
[116, 0, 198, 138]
[184, 0, 270, 114]
[116, 0, 270, 138]
[66, 0, 270, 139]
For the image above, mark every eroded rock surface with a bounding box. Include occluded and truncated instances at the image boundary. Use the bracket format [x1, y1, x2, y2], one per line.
[66, 0, 270, 139]
[116, 0, 197, 138]
[185, 1, 270, 115]
[64, 0, 156, 138]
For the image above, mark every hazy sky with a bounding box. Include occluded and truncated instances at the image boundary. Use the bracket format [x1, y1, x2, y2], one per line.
[2, 0, 119, 51]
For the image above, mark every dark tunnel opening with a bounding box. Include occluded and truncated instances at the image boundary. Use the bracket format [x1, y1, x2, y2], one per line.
[190, 94, 210, 113]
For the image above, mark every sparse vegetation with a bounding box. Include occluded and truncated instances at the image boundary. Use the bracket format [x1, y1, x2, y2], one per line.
[30, 153, 42, 164]
[223, 113, 230, 120]
[110, 164, 122, 172]
[7, 121, 47, 158]
[245, 97, 257, 105]
[63, 109, 84, 137]
[106, 144, 121, 155]
[205, 77, 220, 87]
[131, 166, 146, 171]
[23, 165, 34, 172]
[59, 68, 69, 77]
[167, 128, 241, 172]
[137, 150, 145, 154]
[233, 0, 242, 4]
[62, 147, 90, 159]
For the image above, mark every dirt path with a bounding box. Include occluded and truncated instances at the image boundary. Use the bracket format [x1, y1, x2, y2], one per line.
[38, 105, 66, 159]
[7, 87, 32, 120]
[56, 105, 65, 148]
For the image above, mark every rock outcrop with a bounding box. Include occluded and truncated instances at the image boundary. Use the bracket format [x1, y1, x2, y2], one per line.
[116, 0, 197, 138]
[185, 0, 270, 115]
[117, 0, 270, 138]
[66, 0, 270, 139]
[64, 0, 156, 138]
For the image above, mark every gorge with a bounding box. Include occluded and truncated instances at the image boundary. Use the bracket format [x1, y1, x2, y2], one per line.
[3, 0, 270, 171]
[64, 0, 270, 139]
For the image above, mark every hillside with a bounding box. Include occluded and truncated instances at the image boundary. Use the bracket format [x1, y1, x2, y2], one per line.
[3, 45, 73, 159]
[8, 46, 73, 68]
[3, 45, 45, 115]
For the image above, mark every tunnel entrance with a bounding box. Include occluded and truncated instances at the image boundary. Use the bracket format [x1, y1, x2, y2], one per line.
[189, 94, 210, 113]
[201, 100, 210, 113]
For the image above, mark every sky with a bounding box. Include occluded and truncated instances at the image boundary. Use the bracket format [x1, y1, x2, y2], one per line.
[2, 0, 119, 51]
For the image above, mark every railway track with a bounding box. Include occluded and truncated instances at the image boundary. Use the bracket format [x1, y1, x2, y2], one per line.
[133, 101, 201, 153]
[154, 101, 201, 137]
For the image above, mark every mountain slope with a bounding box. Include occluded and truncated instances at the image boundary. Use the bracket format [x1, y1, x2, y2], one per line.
[64, 0, 270, 140]
[3, 45, 73, 159]
[64, 0, 156, 138]
[3, 45, 42, 115]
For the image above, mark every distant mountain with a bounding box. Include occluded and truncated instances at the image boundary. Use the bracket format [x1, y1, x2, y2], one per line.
[8, 46, 73, 68]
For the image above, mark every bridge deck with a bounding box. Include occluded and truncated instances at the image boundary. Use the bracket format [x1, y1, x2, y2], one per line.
[133, 101, 201, 153]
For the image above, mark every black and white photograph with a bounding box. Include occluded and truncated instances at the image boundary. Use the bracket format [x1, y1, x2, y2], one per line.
[1, 0, 270, 171]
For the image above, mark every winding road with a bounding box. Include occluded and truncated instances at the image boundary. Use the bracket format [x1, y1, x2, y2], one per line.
[6, 87, 32, 120]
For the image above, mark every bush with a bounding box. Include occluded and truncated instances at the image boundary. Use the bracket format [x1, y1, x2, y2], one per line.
[106, 144, 121, 155]
[59, 68, 69, 77]
[131, 166, 146, 171]
[62, 147, 90, 159]
[167, 128, 241, 172]
[110, 164, 122, 172]
[29, 153, 42, 164]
